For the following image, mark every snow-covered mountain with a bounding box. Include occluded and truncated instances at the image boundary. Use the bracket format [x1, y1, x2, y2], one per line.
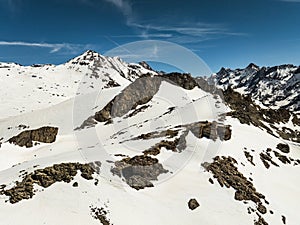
[0, 52, 299, 225]
[212, 63, 300, 114]
[0, 50, 156, 119]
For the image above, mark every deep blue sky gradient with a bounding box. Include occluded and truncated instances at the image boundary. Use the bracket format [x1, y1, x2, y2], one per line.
[0, 0, 299, 72]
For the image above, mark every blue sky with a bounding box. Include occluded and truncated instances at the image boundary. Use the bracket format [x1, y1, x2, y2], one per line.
[0, 0, 299, 72]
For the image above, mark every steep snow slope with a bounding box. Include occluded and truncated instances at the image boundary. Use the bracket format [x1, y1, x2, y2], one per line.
[0, 54, 299, 225]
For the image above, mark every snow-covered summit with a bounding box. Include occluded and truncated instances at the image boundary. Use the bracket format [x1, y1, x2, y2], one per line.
[68, 50, 120, 65]
[0, 50, 156, 119]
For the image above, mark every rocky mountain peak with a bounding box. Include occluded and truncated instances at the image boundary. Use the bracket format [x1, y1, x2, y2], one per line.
[246, 63, 260, 70]
[138, 61, 154, 71]
[214, 63, 300, 114]
[68, 50, 111, 65]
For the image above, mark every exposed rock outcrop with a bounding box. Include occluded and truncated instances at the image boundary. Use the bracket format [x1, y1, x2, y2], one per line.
[276, 143, 290, 153]
[204, 156, 269, 224]
[258, 148, 299, 168]
[95, 76, 162, 122]
[183, 121, 231, 141]
[223, 88, 299, 143]
[1, 162, 98, 204]
[164, 73, 198, 90]
[95, 73, 199, 123]
[90, 206, 112, 225]
[8, 126, 58, 148]
[111, 155, 168, 190]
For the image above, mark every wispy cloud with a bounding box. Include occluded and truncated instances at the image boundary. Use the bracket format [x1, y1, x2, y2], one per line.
[79, 0, 244, 48]
[111, 33, 173, 38]
[0, 41, 86, 53]
[127, 22, 245, 44]
[97, 0, 243, 44]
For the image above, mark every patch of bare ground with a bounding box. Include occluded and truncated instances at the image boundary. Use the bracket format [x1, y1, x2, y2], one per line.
[223, 88, 300, 143]
[134, 121, 231, 156]
[203, 156, 269, 225]
[90, 206, 113, 225]
[8, 126, 58, 148]
[111, 155, 168, 190]
[1, 162, 100, 204]
[259, 147, 299, 169]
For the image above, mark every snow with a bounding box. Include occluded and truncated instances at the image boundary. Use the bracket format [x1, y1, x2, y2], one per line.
[0, 53, 299, 225]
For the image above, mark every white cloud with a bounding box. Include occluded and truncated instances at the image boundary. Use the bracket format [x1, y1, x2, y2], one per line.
[127, 22, 245, 43]
[0, 41, 85, 53]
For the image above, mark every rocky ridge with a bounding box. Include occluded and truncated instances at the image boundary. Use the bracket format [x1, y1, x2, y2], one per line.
[214, 63, 300, 114]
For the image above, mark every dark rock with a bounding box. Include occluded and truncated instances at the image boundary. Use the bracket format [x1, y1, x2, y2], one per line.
[244, 151, 255, 166]
[188, 198, 200, 210]
[72, 182, 78, 187]
[111, 155, 168, 190]
[125, 105, 149, 118]
[95, 73, 201, 123]
[164, 73, 198, 90]
[222, 88, 299, 143]
[257, 203, 267, 214]
[205, 156, 267, 213]
[273, 151, 291, 164]
[260, 152, 279, 169]
[254, 215, 269, 225]
[282, 215, 286, 224]
[90, 206, 112, 225]
[138, 61, 154, 71]
[95, 102, 113, 122]
[1, 162, 96, 204]
[8, 126, 58, 148]
[104, 79, 120, 88]
[95, 76, 162, 122]
[143, 139, 180, 156]
[195, 77, 223, 96]
[184, 121, 231, 141]
[276, 143, 290, 154]
[126, 175, 154, 190]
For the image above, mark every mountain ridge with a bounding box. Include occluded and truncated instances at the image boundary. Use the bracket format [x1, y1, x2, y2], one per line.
[212, 63, 300, 114]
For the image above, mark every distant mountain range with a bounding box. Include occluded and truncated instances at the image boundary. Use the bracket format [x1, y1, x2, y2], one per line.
[212, 63, 300, 114]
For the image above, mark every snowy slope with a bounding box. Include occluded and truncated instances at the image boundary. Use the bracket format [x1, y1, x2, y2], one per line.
[0, 50, 156, 119]
[0, 54, 299, 225]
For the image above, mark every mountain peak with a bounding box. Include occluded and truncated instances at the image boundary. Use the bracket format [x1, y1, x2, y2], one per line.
[68, 50, 111, 66]
[246, 63, 259, 70]
[79, 50, 103, 60]
[138, 61, 154, 71]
